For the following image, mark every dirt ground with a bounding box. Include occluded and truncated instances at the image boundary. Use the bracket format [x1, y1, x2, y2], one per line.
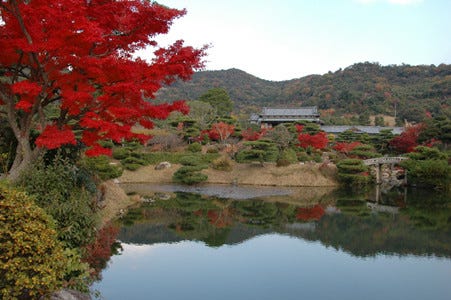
[119, 161, 338, 187]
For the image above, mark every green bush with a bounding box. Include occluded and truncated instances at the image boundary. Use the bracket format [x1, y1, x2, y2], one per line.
[401, 159, 450, 189]
[17, 157, 97, 248]
[236, 140, 279, 163]
[206, 146, 219, 154]
[112, 147, 130, 160]
[0, 186, 89, 299]
[187, 142, 202, 153]
[81, 155, 123, 180]
[179, 155, 203, 166]
[142, 152, 219, 165]
[297, 151, 311, 162]
[279, 148, 298, 164]
[172, 165, 208, 185]
[123, 163, 142, 171]
[211, 156, 233, 171]
[98, 140, 115, 149]
[122, 156, 146, 165]
[349, 144, 381, 159]
[336, 159, 370, 187]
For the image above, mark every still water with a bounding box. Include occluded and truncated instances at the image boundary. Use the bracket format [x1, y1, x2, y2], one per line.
[92, 185, 451, 300]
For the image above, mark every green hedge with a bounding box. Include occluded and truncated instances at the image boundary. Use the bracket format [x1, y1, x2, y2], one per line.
[0, 185, 89, 299]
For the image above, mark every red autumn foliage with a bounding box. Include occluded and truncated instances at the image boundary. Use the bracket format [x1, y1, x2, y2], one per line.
[207, 209, 232, 228]
[0, 1, 206, 177]
[241, 128, 267, 141]
[296, 204, 325, 221]
[208, 122, 235, 142]
[333, 141, 362, 154]
[298, 131, 329, 150]
[35, 125, 76, 150]
[83, 223, 120, 277]
[389, 124, 424, 153]
[295, 124, 304, 133]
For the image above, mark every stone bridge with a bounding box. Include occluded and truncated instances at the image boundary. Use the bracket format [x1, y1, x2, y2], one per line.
[363, 156, 408, 184]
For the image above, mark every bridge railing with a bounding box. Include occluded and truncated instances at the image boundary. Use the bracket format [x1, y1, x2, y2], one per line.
[363, 157, 408, 166]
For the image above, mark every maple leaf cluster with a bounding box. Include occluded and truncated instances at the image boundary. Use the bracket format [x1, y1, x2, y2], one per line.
[389, 124, 423, 153]
[200, 122, 235, 142]
[333, 141, 362, 154]
[241, 127, 267, 141]
[0, 0, 206, 156]
[297, 126, 329, 150]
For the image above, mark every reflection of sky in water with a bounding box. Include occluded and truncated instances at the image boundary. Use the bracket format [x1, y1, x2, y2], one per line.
[92, 234, 451, 300]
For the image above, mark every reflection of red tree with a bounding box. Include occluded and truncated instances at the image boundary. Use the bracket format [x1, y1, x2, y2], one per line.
[207, 209, 232, 228]
[83, 223, 120, 278]
[296, 205, 325, 221]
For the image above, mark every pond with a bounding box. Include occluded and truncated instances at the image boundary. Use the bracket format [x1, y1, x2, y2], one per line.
[91, 185, 451, 300]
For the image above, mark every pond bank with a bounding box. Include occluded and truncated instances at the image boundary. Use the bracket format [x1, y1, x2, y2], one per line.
[118, 162, 338, 187]
[100, 162, 338, 225]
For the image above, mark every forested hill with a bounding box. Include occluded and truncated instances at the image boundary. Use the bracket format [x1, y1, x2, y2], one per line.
[155, 62, 451, 123]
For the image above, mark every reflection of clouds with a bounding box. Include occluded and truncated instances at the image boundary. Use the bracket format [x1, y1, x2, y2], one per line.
[121, 241, 198, 257]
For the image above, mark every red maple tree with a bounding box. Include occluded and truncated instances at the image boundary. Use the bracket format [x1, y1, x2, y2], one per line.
[0, 0, 206, 179]
[389, 124, 424, 153]
[333, 141, 362, 154]
[208, 122, 235, 143]
[298, 131, 329, 150]
[241, 127, 267, 141]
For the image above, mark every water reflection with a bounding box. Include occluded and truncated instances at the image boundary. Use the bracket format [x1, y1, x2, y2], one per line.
[117, 187, 451, 258]
[92, 187, 451, 300]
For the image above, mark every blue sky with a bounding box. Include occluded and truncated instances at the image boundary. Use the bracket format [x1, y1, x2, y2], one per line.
[151, 0, 451, 81]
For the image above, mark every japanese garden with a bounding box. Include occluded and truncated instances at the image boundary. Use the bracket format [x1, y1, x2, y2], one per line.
[0, 1, 450, 299]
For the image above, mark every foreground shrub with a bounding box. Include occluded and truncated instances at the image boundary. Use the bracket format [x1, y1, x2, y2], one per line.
[17, 157, 97, 248]
[0, 186, 89, 299]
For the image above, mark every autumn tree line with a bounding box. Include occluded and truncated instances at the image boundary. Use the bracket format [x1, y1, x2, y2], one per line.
[155, 63, 451, 126]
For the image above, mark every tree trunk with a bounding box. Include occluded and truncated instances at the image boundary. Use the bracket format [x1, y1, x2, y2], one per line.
[7, 139, 42, 182]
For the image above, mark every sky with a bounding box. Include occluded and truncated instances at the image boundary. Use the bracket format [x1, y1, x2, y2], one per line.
[147, 0, 451, 81]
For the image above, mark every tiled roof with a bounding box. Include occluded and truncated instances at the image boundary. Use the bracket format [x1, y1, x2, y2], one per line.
[261, 107, 319, 116]
[320, 125, 404, 135]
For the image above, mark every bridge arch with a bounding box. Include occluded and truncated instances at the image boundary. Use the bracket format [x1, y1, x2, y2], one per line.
[363, 157, 408, 185]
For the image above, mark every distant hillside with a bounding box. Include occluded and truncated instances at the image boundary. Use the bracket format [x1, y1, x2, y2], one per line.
[155, 62, 451, 123]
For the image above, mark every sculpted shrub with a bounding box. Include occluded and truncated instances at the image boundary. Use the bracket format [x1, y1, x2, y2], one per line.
[0, 186, 71, 299]
[336, 159, 371, 187]
[173, 155, 208, 185]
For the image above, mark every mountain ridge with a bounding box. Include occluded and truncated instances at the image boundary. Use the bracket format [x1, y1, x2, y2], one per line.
[155, 62, 451, 123]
